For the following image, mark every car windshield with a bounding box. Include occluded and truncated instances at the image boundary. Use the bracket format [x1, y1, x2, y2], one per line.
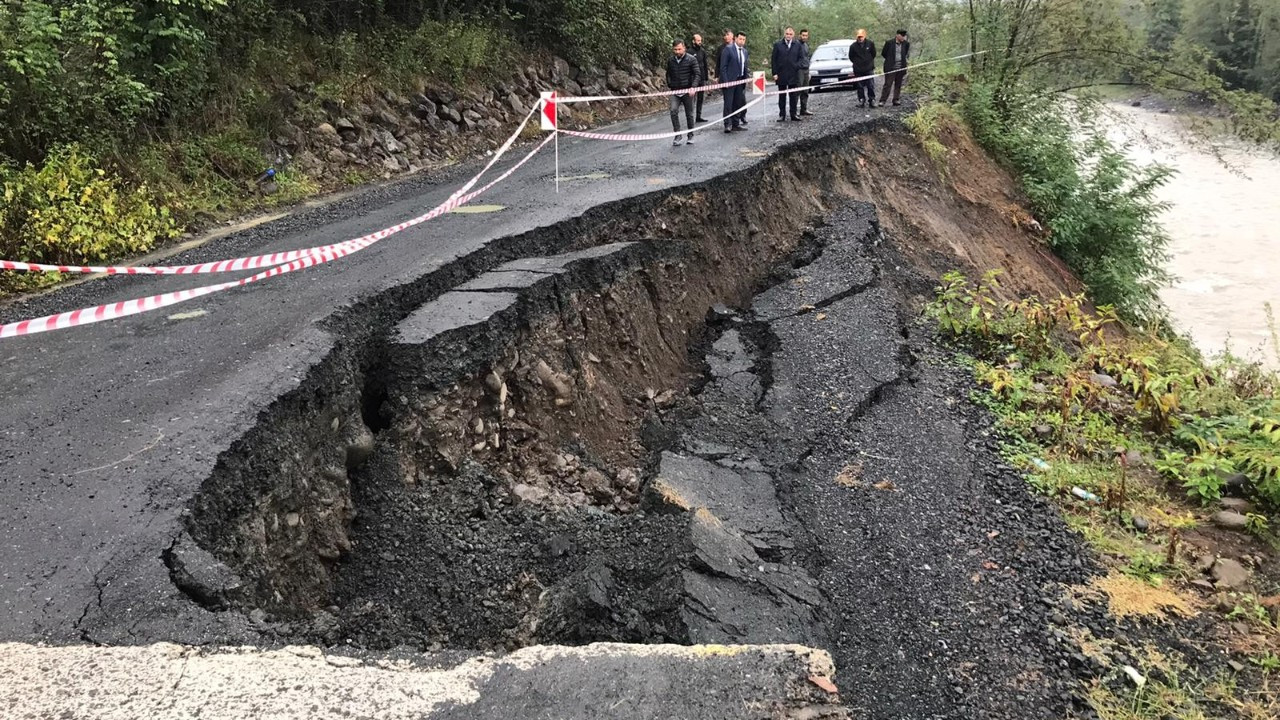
[812, 45, 851, 62]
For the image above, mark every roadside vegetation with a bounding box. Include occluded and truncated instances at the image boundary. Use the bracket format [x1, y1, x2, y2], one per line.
[927, 271, 1280, 719]
[882, 2, 1280, 716]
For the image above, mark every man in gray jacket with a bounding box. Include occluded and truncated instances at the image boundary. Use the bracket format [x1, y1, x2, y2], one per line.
[797, 28, 814, 116]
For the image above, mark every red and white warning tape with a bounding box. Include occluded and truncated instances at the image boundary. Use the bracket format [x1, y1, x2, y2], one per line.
[0, 106, 539, 277]
[558, 75, 753, 104]
[559, 96, 765, 142]
[0, 116, 551, 339]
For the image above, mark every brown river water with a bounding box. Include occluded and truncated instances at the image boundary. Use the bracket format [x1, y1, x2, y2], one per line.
[1106, 103, 1279, 368]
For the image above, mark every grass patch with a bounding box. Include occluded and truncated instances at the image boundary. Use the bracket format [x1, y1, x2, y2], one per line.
[1083, 571, 1197, 620]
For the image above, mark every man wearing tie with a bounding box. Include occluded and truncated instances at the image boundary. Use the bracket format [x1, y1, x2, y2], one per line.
[720, 31, 749, 132]
[771, 27, 804, 122]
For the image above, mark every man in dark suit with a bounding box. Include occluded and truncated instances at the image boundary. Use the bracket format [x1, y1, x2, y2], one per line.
[879, 29, 910, 106]
[771, 27, 804, 121]
[714, 28, 733, 81]
[690, 33, 710, 123]
[720, 31, 749, 132]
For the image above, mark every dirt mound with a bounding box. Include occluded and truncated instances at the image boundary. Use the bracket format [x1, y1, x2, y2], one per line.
[849, 118, 1081, 302]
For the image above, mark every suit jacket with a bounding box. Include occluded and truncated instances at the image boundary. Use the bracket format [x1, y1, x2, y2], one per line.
[882, 39, 910, 71]
[771, 39, 804, 84]
[720, 43, 748, 82]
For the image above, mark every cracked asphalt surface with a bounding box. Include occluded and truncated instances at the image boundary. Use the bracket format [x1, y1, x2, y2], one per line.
[0, 90, 895, 645]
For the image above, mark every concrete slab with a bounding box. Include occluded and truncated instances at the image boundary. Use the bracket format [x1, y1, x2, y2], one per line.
[456, 269, 555, 291]
[0, 641, 846, 720]
[394, 291, 518, 345]
[648, 452, 791, 553]
[491, 241, 636, 275]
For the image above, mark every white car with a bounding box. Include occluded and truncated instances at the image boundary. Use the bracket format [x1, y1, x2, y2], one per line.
[808, 40, 856, 91]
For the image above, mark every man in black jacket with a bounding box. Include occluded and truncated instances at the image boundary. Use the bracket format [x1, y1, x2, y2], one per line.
[771, 27, 804, 121]
[797, 28, 814, 116]
[690, 33, 710, 123]
[879, 29, 910, 106]
[666, 40, 701, 146]
[848, 29, 877, 108]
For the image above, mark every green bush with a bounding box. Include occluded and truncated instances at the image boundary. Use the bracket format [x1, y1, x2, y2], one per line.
[930, 271, 1280, 513]
[960, 84, 1172, 323]
[0, 144, 179, 293]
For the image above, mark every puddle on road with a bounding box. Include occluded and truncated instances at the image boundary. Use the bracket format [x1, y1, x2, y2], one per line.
[449, 205, 506, 214]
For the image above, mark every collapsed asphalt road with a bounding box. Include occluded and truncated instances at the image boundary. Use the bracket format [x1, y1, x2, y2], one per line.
[1, 88, 1111, 719]
[0, 92, 890, 646]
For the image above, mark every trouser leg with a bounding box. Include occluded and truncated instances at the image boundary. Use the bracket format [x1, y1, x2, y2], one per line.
[682, 94, 695, 137]
[777, 84, 789, 117]
[790, 90, 800, 117]
[696, 86, 705, 118]
[892, 71, 906, 102]
[735, 87, 747, 121]
[799, 71, 810, 111]
[723, 88, 736, 127]
[669, 96, 682, 131]
[879, 71, 894, 103]
[866, 77, 877, 104]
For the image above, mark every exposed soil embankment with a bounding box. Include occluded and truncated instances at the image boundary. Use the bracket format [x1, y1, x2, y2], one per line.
[174, 113, 1110, 718]
[178, 119, 868, 638]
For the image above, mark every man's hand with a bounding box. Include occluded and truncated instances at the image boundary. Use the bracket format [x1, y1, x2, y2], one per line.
[772, 74, 778, 82]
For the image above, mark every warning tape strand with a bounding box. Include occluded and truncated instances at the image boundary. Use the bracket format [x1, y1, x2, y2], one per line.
[560, 96, 765, 142]
[556, 52, 982, 143]
[0, 105, 539, 277]
[0, 120, 552, 339]
[558, 74, 753, 104]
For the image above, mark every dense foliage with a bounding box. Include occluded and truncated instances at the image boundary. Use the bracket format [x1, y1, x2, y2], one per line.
[958, 85, 1173, 321]
[927, 270, 1280, 512]
[0, 144, 178, 294]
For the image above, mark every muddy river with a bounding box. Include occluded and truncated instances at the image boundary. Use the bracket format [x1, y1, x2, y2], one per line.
[1106, 103, 1279, 367]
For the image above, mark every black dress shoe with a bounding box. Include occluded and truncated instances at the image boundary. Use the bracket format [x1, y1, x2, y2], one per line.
[777, 117, 787, 122]
[801, 110, 814, 116]
[724, 128, 733, 133]
[731, 125, 747, 132]
[790, 115, 802, 121]
[697, 117, 708, 123]
[892, 101, 901, 106]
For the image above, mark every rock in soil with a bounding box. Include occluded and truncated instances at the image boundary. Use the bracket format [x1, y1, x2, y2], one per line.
[1211, 510, 1250, 531]
[1210, 558, 1251, 589]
